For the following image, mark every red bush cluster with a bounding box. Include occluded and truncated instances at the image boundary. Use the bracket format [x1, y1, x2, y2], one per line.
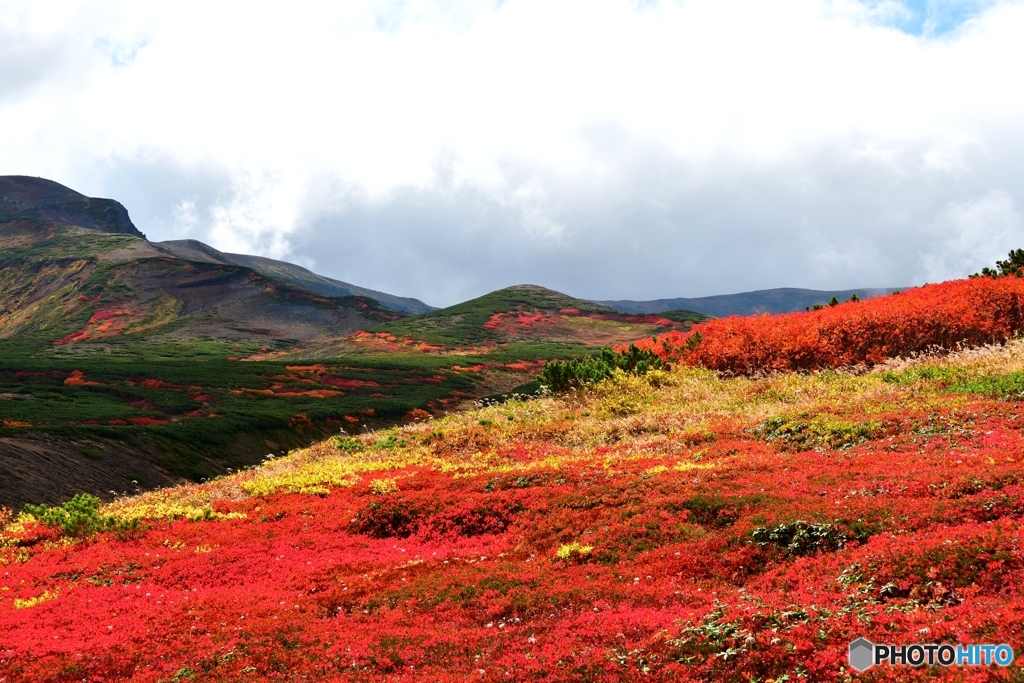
[625, 277, 1024, 373]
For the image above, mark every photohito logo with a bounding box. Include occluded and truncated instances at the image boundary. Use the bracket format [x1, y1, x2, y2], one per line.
[849, 638, 1014, 671]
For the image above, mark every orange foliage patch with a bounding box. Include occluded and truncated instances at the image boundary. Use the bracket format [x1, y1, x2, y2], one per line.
[516, 312, 548, 325]
[87, 309, 124, 324]
[504, 360, 541, 371]
[62, 371, 100, 387]
[623, 277, 1024, 374]
[404, 408, 431, 421]
[288, 413, 314, 427]
[482, 313, 505, 330]
[452, 365, 485, 373]
[139, 379, 174, 389]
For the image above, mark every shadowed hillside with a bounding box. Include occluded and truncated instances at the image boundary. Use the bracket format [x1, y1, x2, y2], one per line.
[0, 176, 144, 238]
[154, 240, 433, 314]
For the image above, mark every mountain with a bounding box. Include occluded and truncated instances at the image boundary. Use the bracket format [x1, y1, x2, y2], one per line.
[0, 176, 448, 506]
[0, 176, 432, 347]
[598, 287, 905, 318]
[153, 240, 433, 314]
[0, 178, 702, 506]
[0, 175, 144, 238]
[364, 284, 707, 351]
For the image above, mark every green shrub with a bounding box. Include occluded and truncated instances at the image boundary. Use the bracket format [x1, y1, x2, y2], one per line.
[374, 434, 407, 450]
[751, 520, 858, 556]
[333, 436, 366, 453]
[24, 493, 138, 538]
[540, 345, 664, 393]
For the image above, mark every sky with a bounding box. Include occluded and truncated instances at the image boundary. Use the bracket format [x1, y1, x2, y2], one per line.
[2, 0, 1023, 307]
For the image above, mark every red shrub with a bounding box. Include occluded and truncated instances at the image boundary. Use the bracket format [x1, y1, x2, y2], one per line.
[625, 277, 1024, 373]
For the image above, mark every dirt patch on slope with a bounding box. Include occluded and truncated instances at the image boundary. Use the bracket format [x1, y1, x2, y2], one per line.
[0, 436, 183, 508]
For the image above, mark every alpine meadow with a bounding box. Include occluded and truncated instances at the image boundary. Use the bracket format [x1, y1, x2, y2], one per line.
[6, 1, 1024, 680]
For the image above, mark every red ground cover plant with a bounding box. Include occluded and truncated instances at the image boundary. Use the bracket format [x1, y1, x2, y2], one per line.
[6, 281, 1024, 681]
[624, 277, 1024, 374]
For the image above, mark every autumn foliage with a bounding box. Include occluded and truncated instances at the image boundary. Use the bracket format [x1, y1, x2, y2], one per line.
[625, 277, 1024, 374]
[6, 278, 1024, 680]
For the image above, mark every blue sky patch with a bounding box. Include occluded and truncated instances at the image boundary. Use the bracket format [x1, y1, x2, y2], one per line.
[880, 0, 990, 36]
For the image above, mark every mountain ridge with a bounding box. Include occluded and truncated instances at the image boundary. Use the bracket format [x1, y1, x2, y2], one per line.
[0, 175, 432, 317]
[598, 286, 906, 318]
[0, 175, 145, 238]
[153, 240, 433, 314]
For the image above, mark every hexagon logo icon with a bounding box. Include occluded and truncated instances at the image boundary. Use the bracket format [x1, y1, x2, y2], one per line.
[849, 637, 875, 671]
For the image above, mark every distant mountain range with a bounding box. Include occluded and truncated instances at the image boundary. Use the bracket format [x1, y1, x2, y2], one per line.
[598, 287, 905, 318]
[1, 175, 907, 325]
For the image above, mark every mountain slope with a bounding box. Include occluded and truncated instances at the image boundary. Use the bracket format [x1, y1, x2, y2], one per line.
[7, 306, 1024, 680]
[0, 175, 144, 238]
[0, 229, 402, 345]
[154, 240, 433, 314]
[0, 176, 433, 346]
[364, 284, 707, 351]
[0, 177, 447, 504]
[599, 286, 904, 317]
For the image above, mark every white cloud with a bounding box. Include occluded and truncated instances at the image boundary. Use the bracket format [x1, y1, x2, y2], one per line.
[920, 191, 1024, 281]
[1, 0, 1024, 304]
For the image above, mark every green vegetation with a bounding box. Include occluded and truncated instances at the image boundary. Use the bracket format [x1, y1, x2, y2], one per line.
[657, 309, 707, 323]
[881, 365, 1024, 401]
[539, 344, 664, 392]
[753, 414, 882, 451]
[972, 248, 1024, 279]
[750, 520, 871, 556]
[0, 337, 485, 480]
[23, 493, 139, 538]
[371, 285, 613, 348]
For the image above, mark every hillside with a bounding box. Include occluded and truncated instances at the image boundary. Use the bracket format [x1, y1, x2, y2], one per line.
[4, 276, 1024, 680]
[599, 286, 903, 317]
[0, 176, 431, 347]
[0, 178, 467, 505]
[154, 240, 433, 314]
[363, 284, 706, 351]
[1, 180, 704, 507]
[0, 175, 144, 238]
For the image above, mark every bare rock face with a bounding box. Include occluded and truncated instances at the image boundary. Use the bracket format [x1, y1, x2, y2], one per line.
[0, 175, 145, 238]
